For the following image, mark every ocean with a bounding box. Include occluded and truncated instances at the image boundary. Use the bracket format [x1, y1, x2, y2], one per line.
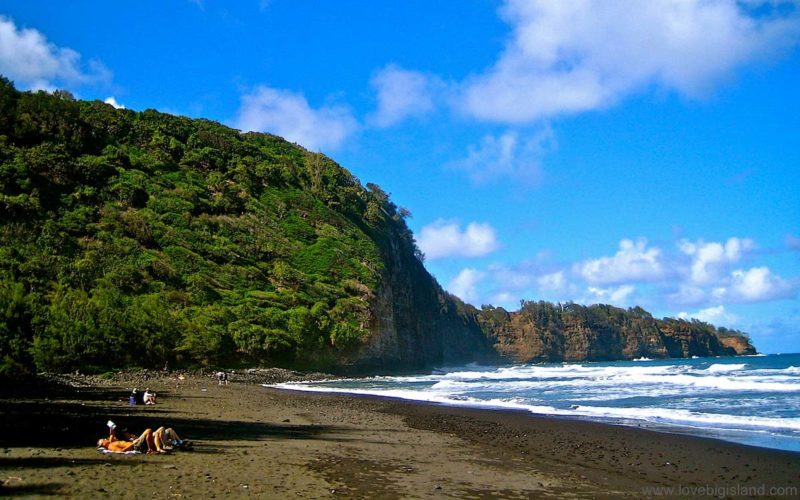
[272, 353, 800, 452]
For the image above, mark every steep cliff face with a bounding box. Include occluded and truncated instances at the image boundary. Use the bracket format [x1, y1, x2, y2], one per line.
[348, 226, 497, 371]
[475, 302, 755, 363]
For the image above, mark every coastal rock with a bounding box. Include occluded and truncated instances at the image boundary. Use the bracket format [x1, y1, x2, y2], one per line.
[473, 301, 755, 363]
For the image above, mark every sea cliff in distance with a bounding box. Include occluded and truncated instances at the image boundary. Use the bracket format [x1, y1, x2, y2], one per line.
[0, 80, 754, 375]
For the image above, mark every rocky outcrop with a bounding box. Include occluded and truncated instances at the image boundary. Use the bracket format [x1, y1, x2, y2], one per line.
[717, 335, 758, 356]
[475, 301, 756, 364]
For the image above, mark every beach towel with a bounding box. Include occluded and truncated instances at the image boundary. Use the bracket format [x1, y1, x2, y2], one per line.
[97, 447, 140, 455]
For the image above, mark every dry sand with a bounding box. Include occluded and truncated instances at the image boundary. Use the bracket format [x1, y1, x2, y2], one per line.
[1, 372, 798, 498]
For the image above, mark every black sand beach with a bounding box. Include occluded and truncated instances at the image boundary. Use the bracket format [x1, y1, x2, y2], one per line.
[1, 372, 798, 498]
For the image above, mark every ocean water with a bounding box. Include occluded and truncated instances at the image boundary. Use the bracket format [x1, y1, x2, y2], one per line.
[271, 353, 800, 452]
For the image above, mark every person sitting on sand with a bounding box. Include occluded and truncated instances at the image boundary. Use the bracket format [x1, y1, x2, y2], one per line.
[143, 388, 157, 405]
[108, 421, 134, 442]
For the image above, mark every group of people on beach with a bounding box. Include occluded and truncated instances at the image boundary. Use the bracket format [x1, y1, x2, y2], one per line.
[97, 421, 192, 454]
[96, 388, 191, 454]
[96, 375, 232, 454]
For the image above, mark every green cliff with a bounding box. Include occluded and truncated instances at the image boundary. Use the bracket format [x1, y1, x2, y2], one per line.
[0, 80, 754, 375]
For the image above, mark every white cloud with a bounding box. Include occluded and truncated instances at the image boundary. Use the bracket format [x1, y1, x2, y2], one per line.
[436, 232, 798, 317]
[0, 16, 111, 90]
[104, 96, 125, 109]
[417, 220, 500, 260]
[449, 126, 555, 184]
[537, 271, 566, 292]
[448, 268, 485, 305]
[726, 267, 797, 302]
[490, 291, 517, 307]
[368, 64, 439, 127]
[678, 305, 738, 325]
[669, 264, 796, 305]
[576, 238, 665, 285]
[460, 0, 800, 123]
[584, 284, 636, 306]
[679, 237, 754, 284]
[234, 85, 357, 151]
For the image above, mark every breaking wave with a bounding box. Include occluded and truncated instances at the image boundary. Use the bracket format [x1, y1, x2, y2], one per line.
[269, 353, 800, 452]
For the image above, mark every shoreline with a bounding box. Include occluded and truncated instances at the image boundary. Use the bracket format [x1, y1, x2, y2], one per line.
[268, 373, 800, 455]
[275, 385, 800, 454]
[2, 373, 798, 497]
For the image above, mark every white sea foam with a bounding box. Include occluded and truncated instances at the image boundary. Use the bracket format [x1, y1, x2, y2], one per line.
[705, 363, 746, 373]
[568, 405, 800, 431]
[268, 383, 541, 412]
[315, 362, 800, 397]
[272, 355, 800, 450]
[269, 383, 800, 433]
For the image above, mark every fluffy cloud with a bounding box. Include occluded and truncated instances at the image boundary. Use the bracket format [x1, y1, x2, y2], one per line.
[417, 220, 500, 260]
[679, 237, 754, 284]
[537, 271, 566, 293]
[368, 64, 439, 127]
[448, 127, 555, 185]
[0, 16, 110, 90]
[104, 96, 125, 109]
[678, 305, 738, 325]
[461, 0, 800, 123]
[724, 267, 797, 302]
[584, 285, 636, 306]
[448, 268, 485, 305]
[575, 238, 665, 285]
[234, 86, 357, 151]
[440, 234, 798, 315]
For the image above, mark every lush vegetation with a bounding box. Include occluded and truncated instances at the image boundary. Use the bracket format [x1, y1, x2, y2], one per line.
[0, 78, 421, 374]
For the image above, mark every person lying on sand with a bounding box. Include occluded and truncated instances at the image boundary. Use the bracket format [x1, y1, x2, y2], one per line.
[99, 425, 177, 454]
[98, 428, 163, 454]
[161, 427, 192, 450]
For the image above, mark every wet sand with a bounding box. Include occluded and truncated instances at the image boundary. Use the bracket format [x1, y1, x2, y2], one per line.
[1, 372, 798, 498]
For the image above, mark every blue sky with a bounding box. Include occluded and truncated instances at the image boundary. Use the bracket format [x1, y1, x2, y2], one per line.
[1, 0, 798, 353]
